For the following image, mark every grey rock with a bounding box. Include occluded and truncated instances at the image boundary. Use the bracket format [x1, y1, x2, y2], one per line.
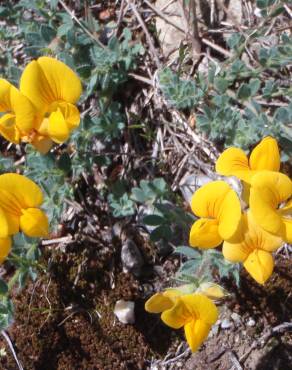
[221, 318, 233, 330]
[121, 239, 144, 277]
[231, 312, 242, 326]
[247, 318, 256, 327]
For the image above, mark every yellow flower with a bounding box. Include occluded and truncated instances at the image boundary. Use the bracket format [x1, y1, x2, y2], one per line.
[216, 136, 280, 184]
[161, 294, 218, 352]
[189, 181, 242, 248]
[0, 173, 49, 238]
[0, 79, 36, 144]
[20, 56, 82, 152]
[249, 171, 292, 243]
[223, 211, 283, 284]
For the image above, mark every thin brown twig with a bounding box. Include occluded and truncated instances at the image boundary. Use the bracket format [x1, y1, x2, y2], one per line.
[127, 0, 161, 68]
[59, 0, 106, 49]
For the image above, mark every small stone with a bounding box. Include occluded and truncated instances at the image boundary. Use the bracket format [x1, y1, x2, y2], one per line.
[114, 300, 135, 324]
[121, 239, 144, 277]
[231, 312, 242, 326]
[247, 318, 256, 327]
[210, 324, 220, 337]
[221, 318, 233, 330]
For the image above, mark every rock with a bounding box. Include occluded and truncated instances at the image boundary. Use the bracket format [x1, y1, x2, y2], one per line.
[179, 173, 213, 204]
[121, 239, 144, 277]
[210, 324, 220, 337]
[247, 318, 256, 327]
[231, 312, 242, 327]
[114, 300, 135, 324]
[221, 318, 233, 330]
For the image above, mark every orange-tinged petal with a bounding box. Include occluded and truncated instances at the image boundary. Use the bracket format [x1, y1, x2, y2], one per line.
[191, 181, 230, 218]
[184, 319, 211, 352]
[243, 249, 274, 285]
[145, 293, 175, 313]
[20, 208, 49, 238]
[20, 57, 82, 111]
[215, 147, 252, 182]
[0, 237, 11, 263]
[181, 294, 218, 325]
[249, 137, 280, 172]
[161, 299, 189, 329]
[48, 109, 69, 143]
[30, 134, 53, 154]
[218, 189, 242, 241]
[0, 173, 43, 209]
[189, 218, 222, 248]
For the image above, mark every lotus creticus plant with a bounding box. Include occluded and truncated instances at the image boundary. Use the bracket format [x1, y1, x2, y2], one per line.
[145, 287, 219, 352]
[0, 57, 82, 153]
[189, 136, 291, 285]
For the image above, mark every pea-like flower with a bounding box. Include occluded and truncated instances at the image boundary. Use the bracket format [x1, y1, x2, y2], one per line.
[146, 292, 218, 352]
[249, 171, 292, 243]
[223, 211, 283, 284]
[189, 181, 242, 248]
[20, 56, 82, 153]
[0, 173, 49, 238]
[0, 79, 36, 144]
[215, 136, 280, 184]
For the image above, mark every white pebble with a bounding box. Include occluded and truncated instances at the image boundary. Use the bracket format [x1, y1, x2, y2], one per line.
[114, 300, 135, 324]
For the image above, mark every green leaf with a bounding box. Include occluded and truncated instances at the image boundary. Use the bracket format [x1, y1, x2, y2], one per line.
[150, 225, 172, 242]
[143, 214, 165, 226]
[214, 77, 229, 94]
[40, 25, 56, 43]
[174, 246, 201, 259]
[0, 279, 8, 295]
[237, 83, 251, 100]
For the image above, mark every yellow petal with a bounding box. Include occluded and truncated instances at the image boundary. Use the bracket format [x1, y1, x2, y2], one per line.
[0, 208, 9, 238]
[218, 189, 242, 241]
[196, 282, 227, 300]
[184, 319, 211, 352]
[0, 173, 43, 209]
[191, 181, 230, 218]
[0, 114, 20, 144]
[246, 211, 283, 252]
[282, 218, 292, 243]
[250, 171, 292, 234]
[181, 294, 218, 325]
[145, 293, 175, 313]
[49, 102, 80, 130]
[20, 57, 82, 112]
[0, 79, 36, 133]
[215, 147, 252, 182]
[4, 212, 19, 235]
[20, 208, 49, 237]
[48, 109, 69, 143]
[161, 299, 189, 329]
[189, 218, 222, 248]
[0, 237, 11, 263]
[249, 136, 280, 172]
[243, 249, 274, 285]
[223, 241, 250, 262]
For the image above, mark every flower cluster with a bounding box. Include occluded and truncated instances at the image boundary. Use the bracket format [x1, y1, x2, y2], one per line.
[145, 284, 220, 352]
[0, 173, 48, 262]
[190, 136, 291, 285]
[0, 57, 82, 153]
